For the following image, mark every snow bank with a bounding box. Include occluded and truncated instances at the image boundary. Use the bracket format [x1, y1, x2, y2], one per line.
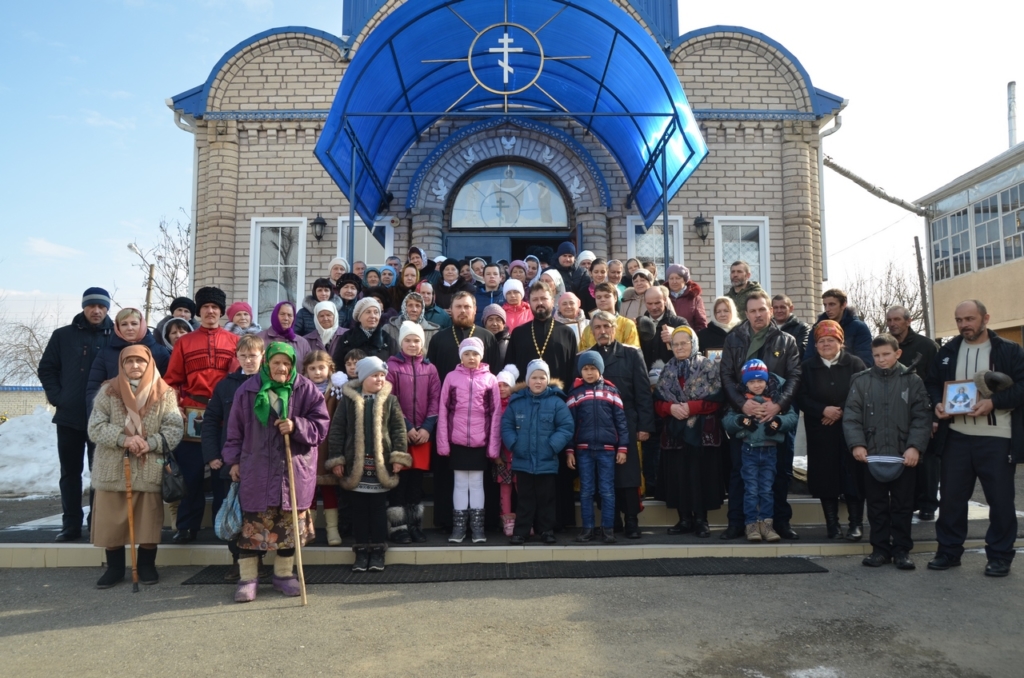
[0, 406, 86, 495]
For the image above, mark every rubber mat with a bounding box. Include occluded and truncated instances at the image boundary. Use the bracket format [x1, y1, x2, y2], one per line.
[180, 557, 827, 585]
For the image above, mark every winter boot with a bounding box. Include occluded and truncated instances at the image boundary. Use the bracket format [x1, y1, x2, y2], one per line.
[624, 516, 641, 540]
[387, 506, 412, 544]
[694, 512, 711, 538]
[760, 519, 782, 543]
[324, 508, 342, 546]
[501, 513, 517, 538]
[407, 504, 427, 543]
[351, 545, 370, 572]
[745, 523, 762, 542]
[272, 555, 301, 597]
[137, 546, 159, 585]
[234, 557, 259, 603]
[449, 510, 468, 543]
[600, 527, 618, 544]
[575, 528, 595, 542]
[368, 545, 386, 572]
[846, 498, 864, 542]
[469, 508, 487, 544]
[96, 547, 126, 589]
[821, 498, 843, 540]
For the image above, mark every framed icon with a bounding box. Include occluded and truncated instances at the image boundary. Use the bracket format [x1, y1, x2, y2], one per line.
[182, 407, 206, 442]
[705, 349, 723, 364]
[943, 380, 977, 415]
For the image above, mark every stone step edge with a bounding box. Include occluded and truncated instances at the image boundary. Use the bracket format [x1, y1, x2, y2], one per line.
[0, 539, 987, 568]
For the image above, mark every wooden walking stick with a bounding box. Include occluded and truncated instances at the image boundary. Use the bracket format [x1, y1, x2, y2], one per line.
[123, 452, 139, 593]
[283, 432, 308, 606]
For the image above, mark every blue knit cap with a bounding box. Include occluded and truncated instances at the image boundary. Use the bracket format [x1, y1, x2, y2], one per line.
[741, 359, 769, 385]
[82, 287, 111, 309]
[577, 350, 605, 375]
[556, 242, 576, 258]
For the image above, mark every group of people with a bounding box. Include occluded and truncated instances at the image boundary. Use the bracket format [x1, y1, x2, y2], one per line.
[37, 242, 1023, 600]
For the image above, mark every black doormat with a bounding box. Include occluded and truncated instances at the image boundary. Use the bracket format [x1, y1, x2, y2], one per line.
[181, 557, 826, 585]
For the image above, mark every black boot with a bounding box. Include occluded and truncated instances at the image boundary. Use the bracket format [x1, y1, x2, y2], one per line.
[449, 510, 468, 543]
[137, 546, 159, 585]
[407, 504, 427, 543]
[387, 506, 411, 544]
[668, 512, 694, 535]
[821, 498, 843, 540]
[368, 545, 386, 572]
[846, 498, 864, 542]
[624, 516, 641, 540]
[694, 512, 711, 538]
[351, 546, 370, 572]
[96, 547, 126, 589]
[469, 508, 487, 544]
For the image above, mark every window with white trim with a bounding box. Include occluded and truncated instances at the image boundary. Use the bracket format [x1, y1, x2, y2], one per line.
[713, 216, 770, 297]
[974, 195, 1001, 270]
[626, 215, 683, 280]
[1001, 184, 1024, 262]
[339, 217, 395, 269]
[249, 218, 306, 328]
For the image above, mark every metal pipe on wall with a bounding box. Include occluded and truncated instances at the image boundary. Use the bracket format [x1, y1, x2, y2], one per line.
[1010, 81, 1017, 148]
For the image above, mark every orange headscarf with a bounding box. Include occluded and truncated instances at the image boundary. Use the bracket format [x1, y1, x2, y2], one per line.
[104, 345, 171, 438]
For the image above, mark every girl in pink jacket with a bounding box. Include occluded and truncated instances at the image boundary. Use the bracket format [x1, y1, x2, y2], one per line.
[437, 337, 503, 544]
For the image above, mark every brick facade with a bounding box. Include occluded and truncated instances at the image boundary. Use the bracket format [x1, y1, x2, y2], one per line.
[176, 8, 834, 322]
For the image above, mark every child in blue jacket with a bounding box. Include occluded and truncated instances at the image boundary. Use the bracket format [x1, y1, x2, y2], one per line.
[501, 359, 574, 545]
[565, 351, 630, 544]
[723, 359, 798, 543]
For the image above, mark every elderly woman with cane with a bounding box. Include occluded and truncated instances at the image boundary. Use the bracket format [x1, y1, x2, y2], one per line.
[222, 342, 330, 603]
[88, 345, 183, 589]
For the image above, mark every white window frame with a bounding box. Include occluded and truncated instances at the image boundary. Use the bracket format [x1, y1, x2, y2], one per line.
[626, 215, 684, 280]
[338, 217, 395, 269]
[248, 217, 307, 322]
[713, 215, 771, 298]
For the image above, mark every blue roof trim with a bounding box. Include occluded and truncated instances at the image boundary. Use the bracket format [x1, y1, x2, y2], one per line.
[169, 26, 348, 118]
[672, 25, 844, 118]
[405, 116, 613, 210]
[0, 386, 44, 392]
[693, 109, 817, 121]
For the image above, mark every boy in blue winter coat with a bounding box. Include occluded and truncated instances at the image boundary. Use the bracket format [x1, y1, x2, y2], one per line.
[566, 351, 630, 544]
[501, 359, 574, 545]
[723, 359, 799, 543]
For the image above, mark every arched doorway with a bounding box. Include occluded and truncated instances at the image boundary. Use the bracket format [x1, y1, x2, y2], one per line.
[444, 162, 574, 264]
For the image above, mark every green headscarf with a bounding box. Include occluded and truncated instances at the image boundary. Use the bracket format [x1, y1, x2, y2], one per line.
[254, 342, 297, 425]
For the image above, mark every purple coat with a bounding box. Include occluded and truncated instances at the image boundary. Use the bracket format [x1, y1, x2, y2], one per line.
[221, 374, 330, 512]
[386, 352, 441, 434]
[257, 327, 312, 368]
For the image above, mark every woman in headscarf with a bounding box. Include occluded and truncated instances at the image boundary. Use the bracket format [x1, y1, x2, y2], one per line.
[86, 307, 171, 417]
[88, 345, 183, 588]
[379, 265, 399, 288]
[258, 300, 312, 367]
[697, 296, 740, 352]
[156, 316, 193, 351]
[304, 300, 346, 355]
[393, 263, 420, 310]
[798, 319, 868, 541]
[459, 260, 475, 285]
[539, 268, 566, 299]
[435, 258, 475, 311]
[619, 269, 652, 322]
[654, 326, 723, 539]
[469, 257, 487, 285]
[524, 255, 542, 285]
[383, 291, 440, 353]
[295, 278, 342, 336]
[222, 342, 331, 603]
[363, 267, 381, 288]
[327, 257, 350, 295]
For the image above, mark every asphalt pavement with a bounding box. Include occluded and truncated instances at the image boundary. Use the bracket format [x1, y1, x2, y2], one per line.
[0, 551, 1020, 677]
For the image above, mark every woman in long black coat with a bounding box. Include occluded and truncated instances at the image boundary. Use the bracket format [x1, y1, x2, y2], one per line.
[797, 320, 867, 541]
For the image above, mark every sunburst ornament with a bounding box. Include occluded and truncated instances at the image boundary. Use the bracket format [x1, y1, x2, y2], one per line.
[423, 0, 588, 113]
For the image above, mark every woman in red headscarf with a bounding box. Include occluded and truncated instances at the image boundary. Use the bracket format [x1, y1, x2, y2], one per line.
[88, 345, 184, 589]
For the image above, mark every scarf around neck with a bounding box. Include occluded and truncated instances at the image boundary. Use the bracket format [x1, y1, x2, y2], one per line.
[655, 353, 721, 427]
[747, 325, 770, 359]
[254, 342, 297, 425]
[106, 344, 170, 438]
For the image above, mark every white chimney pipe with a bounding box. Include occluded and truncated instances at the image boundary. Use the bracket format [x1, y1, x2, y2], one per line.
[1010, 81, 1017, 148]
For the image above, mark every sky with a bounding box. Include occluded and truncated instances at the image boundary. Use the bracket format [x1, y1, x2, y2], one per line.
[0, 0, 1020, 325]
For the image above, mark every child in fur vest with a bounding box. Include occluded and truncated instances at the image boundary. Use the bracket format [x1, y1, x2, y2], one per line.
[325, 357, 411, 573]
[437, 337, 503, 544]
[384, 321, 441, 545]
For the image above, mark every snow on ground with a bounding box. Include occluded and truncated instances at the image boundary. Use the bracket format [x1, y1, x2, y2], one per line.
[0, 406, 84, 495]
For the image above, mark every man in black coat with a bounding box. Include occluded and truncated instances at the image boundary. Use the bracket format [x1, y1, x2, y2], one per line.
[505, 280, 580, 529]
[719, 291, 802, 540]
[772, 294, 812, 356]
[885, 305, 941, 520]
[425, 291, 500, 533]
[639, 286, 689, 370]
[926, 300, 1024, 578]
[585, 311, 656, 538]
[552, 241, 592, 298]
[37, 287, 114, 541]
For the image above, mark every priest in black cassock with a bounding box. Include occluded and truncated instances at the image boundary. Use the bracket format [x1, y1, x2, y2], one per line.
[505, 280, 580, 529]
[425, 290, 500, 532]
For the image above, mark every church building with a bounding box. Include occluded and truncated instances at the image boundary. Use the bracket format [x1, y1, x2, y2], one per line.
[168, 0, 844, 326]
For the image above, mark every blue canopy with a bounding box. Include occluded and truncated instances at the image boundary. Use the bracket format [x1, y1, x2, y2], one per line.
[315, 0, 708, 228]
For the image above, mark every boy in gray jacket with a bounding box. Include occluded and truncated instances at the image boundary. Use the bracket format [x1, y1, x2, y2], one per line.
[844, 334, 931, 570]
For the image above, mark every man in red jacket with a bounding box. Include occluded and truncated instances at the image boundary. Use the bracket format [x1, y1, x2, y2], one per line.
[163, 286, 239, 543]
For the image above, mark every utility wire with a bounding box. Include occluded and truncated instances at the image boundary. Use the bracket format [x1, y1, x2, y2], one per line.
[830, 212, 917, 257]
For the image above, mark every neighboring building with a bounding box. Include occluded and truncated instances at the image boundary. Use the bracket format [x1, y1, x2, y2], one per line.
[0, 386, 49, 418]
[168, 0, 844, 328]
[917, 142, 1024, 343]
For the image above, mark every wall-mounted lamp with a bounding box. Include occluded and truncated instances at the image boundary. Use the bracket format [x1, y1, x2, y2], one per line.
[693, 213, 710, 242]
[311, 213, 327, 241]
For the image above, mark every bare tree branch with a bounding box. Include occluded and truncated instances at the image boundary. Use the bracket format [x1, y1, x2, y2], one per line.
[0, 296, 64, 386]
[844, 259, 926, 335]
[127, 216, 191, 317]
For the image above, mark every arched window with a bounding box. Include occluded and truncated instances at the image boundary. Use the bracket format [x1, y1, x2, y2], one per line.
[451, 164, 568, 230]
